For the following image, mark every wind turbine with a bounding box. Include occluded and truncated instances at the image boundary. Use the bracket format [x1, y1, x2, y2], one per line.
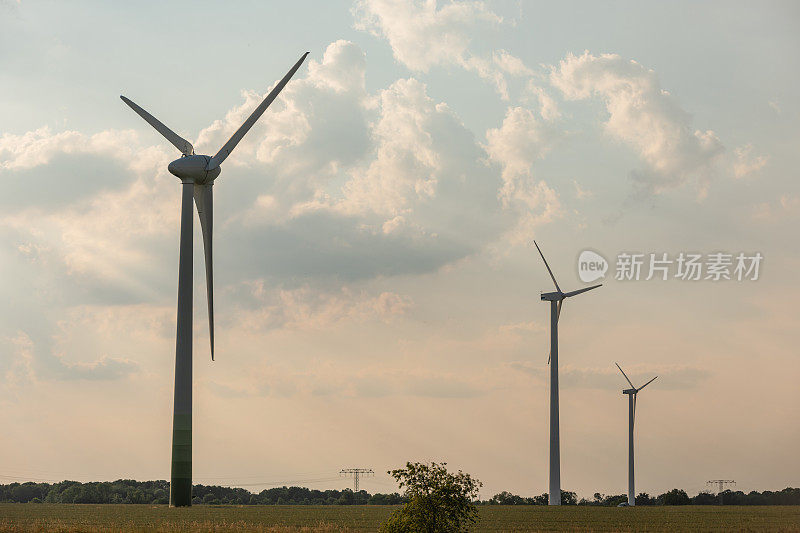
[533, 241, 601, 505]
[121, 52, 309, 507]
[615, 362, 657, 507]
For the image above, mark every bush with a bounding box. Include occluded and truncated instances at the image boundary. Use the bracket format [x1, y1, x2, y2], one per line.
[379, 462, 482, 533]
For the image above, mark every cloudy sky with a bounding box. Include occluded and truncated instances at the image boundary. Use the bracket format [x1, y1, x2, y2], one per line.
[1, 0, 798, 499]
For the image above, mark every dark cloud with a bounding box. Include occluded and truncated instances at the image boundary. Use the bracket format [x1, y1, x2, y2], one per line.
[0, 153, 134, 210]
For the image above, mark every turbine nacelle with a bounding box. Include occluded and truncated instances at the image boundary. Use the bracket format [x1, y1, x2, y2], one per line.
[622, 388, 637, 395]
[541, 291, 563, 301]
[168, 155, 220, 184]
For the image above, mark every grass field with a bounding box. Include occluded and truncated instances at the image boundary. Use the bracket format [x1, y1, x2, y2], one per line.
[1, 504, 799, 532]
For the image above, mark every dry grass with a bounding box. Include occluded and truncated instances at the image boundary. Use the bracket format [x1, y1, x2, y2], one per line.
[1, 504, 799, 532]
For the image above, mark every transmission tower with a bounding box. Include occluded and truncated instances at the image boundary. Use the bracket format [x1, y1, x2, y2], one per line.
[340, 468, 374, 491]
[707, 479, 736, 505]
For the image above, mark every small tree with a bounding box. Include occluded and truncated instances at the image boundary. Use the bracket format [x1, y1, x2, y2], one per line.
[379, 462, 482, 533]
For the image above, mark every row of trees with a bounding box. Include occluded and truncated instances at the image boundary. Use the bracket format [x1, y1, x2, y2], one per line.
[0, 480, 404, 506]
[1, 480, 798, 506]
[487, 488, 800, 506]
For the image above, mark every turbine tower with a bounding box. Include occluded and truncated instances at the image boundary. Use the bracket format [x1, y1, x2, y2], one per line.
[615, 362, 657, 507]
[121, 52, 309, 507]
[534, 242, 601, 505]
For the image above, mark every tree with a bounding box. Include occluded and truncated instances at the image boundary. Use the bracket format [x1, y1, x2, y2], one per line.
[659, 488, 691, 505]
[379, 462, 482, 533]
[692, 491, 717, 505]
[560, 490, 578, 505]
[635, 492, 655, 506]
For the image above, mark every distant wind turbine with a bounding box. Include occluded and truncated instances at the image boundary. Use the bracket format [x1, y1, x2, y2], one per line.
[533, 241, 601, 505]
[615, 362, 657, 507]
[120, 52, 309, 507]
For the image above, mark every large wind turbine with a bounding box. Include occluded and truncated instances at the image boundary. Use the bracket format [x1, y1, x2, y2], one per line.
[533, 241, 601, 505]
[121, 52, 309, 507]
[615, 362, 657, 507]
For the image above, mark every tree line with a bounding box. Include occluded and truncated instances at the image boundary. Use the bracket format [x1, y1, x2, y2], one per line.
[0, 480, 404, 505]
[487, 488, 800, 506]
[1, 480, 798, 506]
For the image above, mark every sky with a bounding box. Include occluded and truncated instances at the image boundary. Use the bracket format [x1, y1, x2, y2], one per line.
[0, 0, 798, 500]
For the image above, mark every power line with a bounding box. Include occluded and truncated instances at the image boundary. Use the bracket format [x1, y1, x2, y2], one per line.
[340, 468, 374, 492]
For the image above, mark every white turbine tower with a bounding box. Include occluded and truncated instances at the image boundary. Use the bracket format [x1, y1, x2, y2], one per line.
[533, 242, 601, 505]
[121, 52, 309, 507]
[615, 362, 657, 507]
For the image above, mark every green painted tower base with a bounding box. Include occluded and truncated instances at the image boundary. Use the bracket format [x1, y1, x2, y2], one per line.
[170, 413, 192, 507]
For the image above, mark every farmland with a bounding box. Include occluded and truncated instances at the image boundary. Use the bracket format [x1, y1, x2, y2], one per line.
[1, 504, 799, 532]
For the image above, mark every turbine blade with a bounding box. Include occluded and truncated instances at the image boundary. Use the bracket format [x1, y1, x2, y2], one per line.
[615, 362, 635, 389]
[637, 375, 658, 392]
[547, 300, 562, 364]
[533, 241, 561, 293]
[563, 284, 602, 298]
[120, 96, 194, 156]
[207, 52, 309, 171]
[194, 183, 214, 360]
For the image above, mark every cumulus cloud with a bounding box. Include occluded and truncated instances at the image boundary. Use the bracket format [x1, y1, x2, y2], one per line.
[0, 38, 548, 384]
[353, 0, 501, 72]
[550, 51, 724, 197]
[485, 106, 562, 244]
[0, 127, 137, 171]
[353, 0, 533, 99]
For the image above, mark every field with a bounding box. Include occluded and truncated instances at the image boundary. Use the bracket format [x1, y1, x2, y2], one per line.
[1, 504, 799, 532]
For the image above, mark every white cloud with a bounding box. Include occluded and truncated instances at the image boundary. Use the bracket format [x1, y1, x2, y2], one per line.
[733, 143, 768, 178]
[525, 81, 561, 122]
[0, 39, 553, 385]
[550, 51, 724, 196]
[353, 0, 502, 72]
[353, 0, 533, 99]
[336, 78, 442, 217]
[0, 126, 138, 170]
[484, 106, 562, 243]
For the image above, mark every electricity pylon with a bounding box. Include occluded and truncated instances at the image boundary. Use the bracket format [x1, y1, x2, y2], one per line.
[340, 468, 374, 491]
[707, 480, 736, 505]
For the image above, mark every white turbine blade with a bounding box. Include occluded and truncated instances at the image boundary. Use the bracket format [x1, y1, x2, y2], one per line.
[533, 241, 561, 293]
[120, 96, 194, 156]
[637, 375, 658, 392]
[563, 284, 602, 298]
[615, 362, 635, 389]
[194, 183, 214, 360]
[206, 52, 309, 171]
